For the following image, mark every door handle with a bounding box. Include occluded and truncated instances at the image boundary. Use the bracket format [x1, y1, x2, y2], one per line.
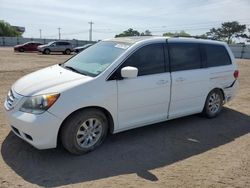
[156, 80, 168, 85]
[176, 77, 185, 82]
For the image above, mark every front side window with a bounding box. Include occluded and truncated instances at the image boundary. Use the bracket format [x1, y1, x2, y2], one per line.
[56, 42, 63, 46]
[60, 42, 70, 45]
[169, 43, 201, 71]
[48, 42, 54, 46]
[62, 41, 129, 77]
[204, 44, 231, 67]
[120, 43, 165, 76]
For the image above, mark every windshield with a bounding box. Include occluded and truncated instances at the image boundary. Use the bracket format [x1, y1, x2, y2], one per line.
[62, 41, 130, 77]
[47, 41, 54, 46]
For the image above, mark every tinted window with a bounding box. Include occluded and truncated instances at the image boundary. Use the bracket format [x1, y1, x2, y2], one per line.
[169, 43, 201, 71]
[120, 43, 165, 76]
[205, 44, 231, 67]
[56, 42, 68, 46]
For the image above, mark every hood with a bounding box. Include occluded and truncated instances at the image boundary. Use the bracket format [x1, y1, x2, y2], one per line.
[13, 65, 92, 96]
[37, 44, 48, 48]
[14, 44, 22, 48]
[74, 46, 83, 50]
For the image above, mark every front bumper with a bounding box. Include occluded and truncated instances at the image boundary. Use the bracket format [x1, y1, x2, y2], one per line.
[4, 101, 62, 149]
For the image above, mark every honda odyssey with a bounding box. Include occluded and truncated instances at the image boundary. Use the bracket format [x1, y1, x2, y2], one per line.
[4, 36, 239, 155]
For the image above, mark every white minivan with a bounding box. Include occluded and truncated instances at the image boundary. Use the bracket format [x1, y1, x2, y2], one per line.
[4, 37, 239, 155]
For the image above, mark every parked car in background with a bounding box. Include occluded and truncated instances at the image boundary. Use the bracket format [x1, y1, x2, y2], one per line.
[74, 43, 93, 53]
[14, 41, 43, 52]
[37, 41, 73, 55]
[4, 37, 239, 155]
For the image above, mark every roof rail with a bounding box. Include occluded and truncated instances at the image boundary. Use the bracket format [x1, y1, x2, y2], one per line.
[172, 35, 215, 40]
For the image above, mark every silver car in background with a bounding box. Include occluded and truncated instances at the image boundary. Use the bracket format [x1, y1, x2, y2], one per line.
[38, 41, 73, 55]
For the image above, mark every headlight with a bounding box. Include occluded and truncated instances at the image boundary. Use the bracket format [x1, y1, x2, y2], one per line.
[20, 93, 60, 114]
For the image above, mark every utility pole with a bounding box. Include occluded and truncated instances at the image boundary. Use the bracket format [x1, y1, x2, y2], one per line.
[58, 27, 61, 40]
[88, 21, 94, 41]
[39, 29, 42, 38]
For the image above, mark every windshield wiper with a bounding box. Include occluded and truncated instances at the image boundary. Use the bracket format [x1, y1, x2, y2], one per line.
[64, 66, 84, 75]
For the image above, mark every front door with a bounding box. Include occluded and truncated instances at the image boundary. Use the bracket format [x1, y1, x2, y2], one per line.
[115, 43, 171, 130]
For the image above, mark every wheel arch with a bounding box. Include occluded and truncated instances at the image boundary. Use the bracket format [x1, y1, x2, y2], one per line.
[57, 106, 114, 147]
[211, 87, 225, 101]
[203, 87, 225, 110]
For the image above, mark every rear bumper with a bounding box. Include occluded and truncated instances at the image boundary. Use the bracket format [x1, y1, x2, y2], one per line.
[223, 80, 239, 102]
[4, 104, 62, 149]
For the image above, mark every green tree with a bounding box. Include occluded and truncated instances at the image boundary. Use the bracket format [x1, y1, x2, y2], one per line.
[240, 28, 250, 41]
[206, 21, 246, 44]
[141, 30, 152, 36]
[163, 30, 191, 37]
[0, 20, 21, 37]
[115, 28, 140, 37]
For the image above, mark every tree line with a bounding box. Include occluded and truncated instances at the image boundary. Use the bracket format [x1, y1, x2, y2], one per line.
[0, 20, 22, 37]
[1, 20, 250, 44]
[115, 21, 250, 44]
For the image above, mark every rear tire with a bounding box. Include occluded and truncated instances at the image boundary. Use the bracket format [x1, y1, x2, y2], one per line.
[65, 49, 71, 55]
[44, 48, 50, 55]
[203, 89, 223, 118]
[61, 109, 108, 155]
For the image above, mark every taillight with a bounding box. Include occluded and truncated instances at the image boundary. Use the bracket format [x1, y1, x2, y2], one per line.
[234, 70, 239, 79]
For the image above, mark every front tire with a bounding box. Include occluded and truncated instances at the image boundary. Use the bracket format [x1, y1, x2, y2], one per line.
[61, 109, 108, 155]
[203, 89, 223, 118]
[19, 48, 24, 52]
[43, 48, 50, 55]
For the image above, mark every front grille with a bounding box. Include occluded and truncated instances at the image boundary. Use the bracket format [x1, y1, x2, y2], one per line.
[5, 89, 21, 110]
[6, 89, 15, 110]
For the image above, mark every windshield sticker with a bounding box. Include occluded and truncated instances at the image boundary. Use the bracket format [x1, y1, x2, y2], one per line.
[115, 44, 130, 49]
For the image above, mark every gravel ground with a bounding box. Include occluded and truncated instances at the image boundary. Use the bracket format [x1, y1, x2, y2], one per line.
[0, 47, 249, 188]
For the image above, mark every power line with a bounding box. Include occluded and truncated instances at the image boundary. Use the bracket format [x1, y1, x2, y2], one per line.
[40, 20, 250, 39]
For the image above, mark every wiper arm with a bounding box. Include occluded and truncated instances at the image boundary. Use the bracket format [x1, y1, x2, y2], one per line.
[64, 66, 83, 74]
[62, 64, 95, 77]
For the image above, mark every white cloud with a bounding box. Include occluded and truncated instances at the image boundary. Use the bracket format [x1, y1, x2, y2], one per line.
[0, 0, 250, 40]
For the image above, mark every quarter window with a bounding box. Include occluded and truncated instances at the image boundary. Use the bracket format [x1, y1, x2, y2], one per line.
[121, 43, 165, 76]
[169, 43, 202, 71]
[204, 44, 231, 67]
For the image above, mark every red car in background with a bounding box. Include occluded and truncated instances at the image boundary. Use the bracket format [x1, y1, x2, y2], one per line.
[14, 41, 43, 52]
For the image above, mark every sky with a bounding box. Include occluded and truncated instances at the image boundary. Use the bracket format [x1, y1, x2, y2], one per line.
[1, 0, 250, 41]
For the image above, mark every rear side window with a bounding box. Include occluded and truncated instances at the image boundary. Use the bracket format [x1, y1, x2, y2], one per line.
[121, 43, 166, 76]
[169, 43, 201, 71]
[56, 42, 70, 46]
[204, 44, 231, 67]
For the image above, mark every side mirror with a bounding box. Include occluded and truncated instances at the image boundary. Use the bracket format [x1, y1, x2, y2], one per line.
[121, 66, 138, 78]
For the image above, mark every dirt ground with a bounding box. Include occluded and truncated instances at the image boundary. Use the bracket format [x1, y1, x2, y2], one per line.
[0, 47, 249, 188]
